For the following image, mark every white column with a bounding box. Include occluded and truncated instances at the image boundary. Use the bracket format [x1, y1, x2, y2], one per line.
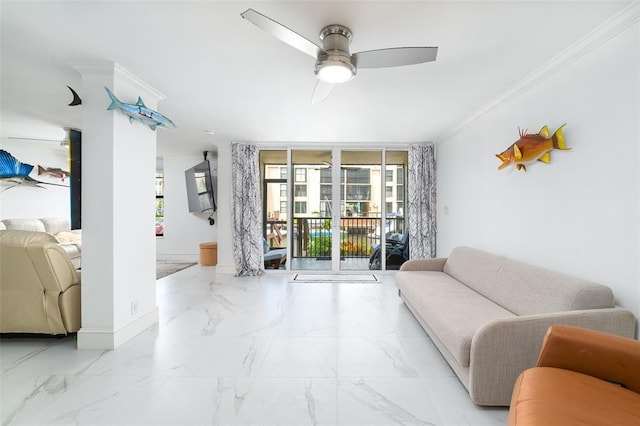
[72, 62, 161, 349]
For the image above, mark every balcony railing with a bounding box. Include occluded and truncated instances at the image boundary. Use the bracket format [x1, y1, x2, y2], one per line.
[265, 216, 404, 259]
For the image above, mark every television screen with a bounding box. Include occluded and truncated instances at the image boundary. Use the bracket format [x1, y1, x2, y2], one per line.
[185, 160, 216, 213]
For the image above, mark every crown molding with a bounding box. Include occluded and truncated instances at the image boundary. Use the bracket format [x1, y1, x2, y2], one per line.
[439, 1, 640, 144]
[69, 61, 165, 101]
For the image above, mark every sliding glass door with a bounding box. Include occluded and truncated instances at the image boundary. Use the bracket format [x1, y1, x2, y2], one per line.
[290, 150, 333, 271]
[260, 150, 288, 270]
[260, 148, 408, 272]
[338, 150, 380, 270]
[337, 150, 408, 271]
[380, 151, 408, 271]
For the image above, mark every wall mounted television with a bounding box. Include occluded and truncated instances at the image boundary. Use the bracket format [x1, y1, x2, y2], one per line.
[185, 160, 216, 213]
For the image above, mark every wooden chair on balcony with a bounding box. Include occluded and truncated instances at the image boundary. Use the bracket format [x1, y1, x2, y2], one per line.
[266, 223, 283, 248]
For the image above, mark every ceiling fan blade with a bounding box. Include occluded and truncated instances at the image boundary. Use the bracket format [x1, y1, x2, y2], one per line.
[8, 136, 63, 143]
[354, 46, 438, 69]
[311, 80, 334, 104]
[241, 9, 323, 59]
[311, 79, 335, 105]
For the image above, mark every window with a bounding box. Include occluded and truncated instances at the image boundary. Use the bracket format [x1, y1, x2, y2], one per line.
[155, 172, 164, 236]
[294, 201, 307, 214]
[295, 168, 306, 183]
[339, 168, 372, 216]
[396, 167, 405, 205]
[385, 170, 393, 182]
[386, 202, 393, 213]
[320, 168, 331, 183]
[294, 184, 307, 197]
[320, 201, 331, 217]
[280, 167, 287, 179]
[346, 185, 370, 201]
[346, 168, 369, 184]
[320, 185, 331, 200]
[280, 201, 287, 214]
[386, 185, 393, 198]
[280, 184, 287, 198]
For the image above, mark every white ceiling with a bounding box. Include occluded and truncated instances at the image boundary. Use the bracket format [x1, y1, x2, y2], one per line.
[0, 1, 629, 156]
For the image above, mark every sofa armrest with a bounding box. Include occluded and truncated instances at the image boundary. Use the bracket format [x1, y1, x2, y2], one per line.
[399, 257, 447, 271]
[30, 243, 80, 292]
[467, 308, 636, 406]
[536, 324, 640, 393]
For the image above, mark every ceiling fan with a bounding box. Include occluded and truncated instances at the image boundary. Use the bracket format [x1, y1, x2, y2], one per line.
[8, 127, 72, 147]
[8, 136, 70, 147]
[240, 9, 438, 103]
[312, 161, 361, 171]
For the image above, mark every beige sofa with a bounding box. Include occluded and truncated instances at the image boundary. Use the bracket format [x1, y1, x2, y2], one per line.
[0, 230, 81, 334]
[396, 246, 636, 406]
[0, 217, 81, 269]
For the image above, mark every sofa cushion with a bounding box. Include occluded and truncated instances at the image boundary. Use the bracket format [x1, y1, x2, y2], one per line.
[1, 218, 46, 233]
[510, 367, 640, 425]
[0, 229, 57, 245]
[39, 217, 71, 235]
[443, 247, 614, 315]
[397, 271, 515, 367]
[54, 231, 81, 245]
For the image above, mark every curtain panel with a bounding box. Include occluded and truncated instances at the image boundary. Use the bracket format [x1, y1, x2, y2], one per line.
[408, 143, 437, 259]
[231, 143, 264, 276]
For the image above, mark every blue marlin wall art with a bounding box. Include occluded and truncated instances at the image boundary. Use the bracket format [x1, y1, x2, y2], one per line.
[104, 87, 176, 131]
[0, 150, 68, 191]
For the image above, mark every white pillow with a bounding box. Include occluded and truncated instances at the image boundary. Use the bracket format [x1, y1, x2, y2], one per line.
[55, 231, 81, 244]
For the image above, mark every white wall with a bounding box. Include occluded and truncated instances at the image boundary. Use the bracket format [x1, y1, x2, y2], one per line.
[437, 23, 640, 320]
[214, 141, 234, 273]
[156, 154, 218, 261]
[0, 137, 220, 263]
[0, 137, 70, 220]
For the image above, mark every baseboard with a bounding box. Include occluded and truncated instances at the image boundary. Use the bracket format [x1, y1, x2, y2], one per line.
[214, 263, 236, 275]
[77, 307, 159, 350]
[156, 254, 199, 262]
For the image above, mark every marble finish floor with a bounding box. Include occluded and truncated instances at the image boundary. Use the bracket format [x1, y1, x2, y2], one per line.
[0, 266, 509, 425]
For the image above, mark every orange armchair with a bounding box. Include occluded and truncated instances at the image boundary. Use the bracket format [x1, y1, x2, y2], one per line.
[508, 324, 640, 425]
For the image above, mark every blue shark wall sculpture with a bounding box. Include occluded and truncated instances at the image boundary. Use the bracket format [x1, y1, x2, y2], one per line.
[104, 87, 176, 131]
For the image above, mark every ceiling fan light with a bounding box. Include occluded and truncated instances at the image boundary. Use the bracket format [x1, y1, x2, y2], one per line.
[315, 60, 355, 84]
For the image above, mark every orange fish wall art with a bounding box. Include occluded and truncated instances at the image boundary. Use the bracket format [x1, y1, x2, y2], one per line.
[496, 124, 570, 172]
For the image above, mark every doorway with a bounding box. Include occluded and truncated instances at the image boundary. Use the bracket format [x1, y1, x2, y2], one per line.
[259, 148, 408, 272]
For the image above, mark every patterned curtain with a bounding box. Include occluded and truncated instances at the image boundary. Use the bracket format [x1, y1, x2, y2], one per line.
[231, 143, 264, 276]
[407, 144, 437, 259]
